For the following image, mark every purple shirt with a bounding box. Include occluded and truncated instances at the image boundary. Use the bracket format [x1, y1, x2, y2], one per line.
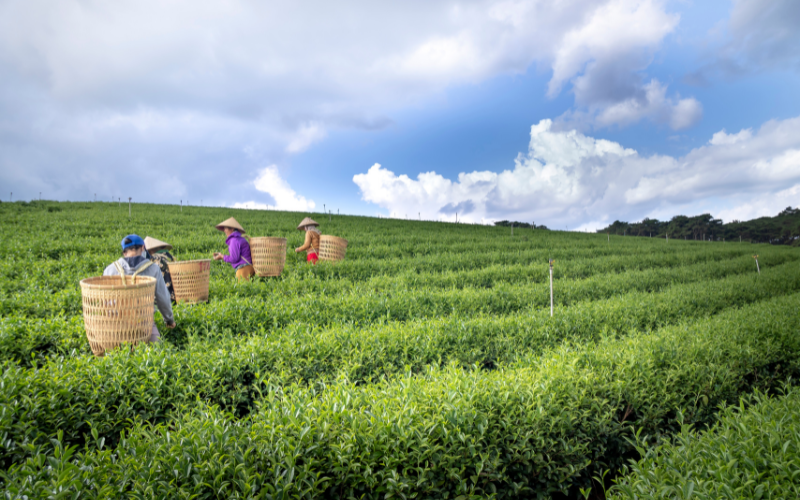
[223, 231, 252, 269]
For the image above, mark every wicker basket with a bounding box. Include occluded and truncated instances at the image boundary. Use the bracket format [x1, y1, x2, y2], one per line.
[319, 235, 348, 262]
[167, 259, 211, 304]
[250, 237, 287, 276]
[80, 275, 157, 357]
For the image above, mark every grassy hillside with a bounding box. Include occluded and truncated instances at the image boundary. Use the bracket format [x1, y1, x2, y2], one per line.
[1, 201, 799, 498]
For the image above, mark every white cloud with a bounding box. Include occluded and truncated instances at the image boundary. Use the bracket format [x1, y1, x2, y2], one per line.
[709, 128, 752, 146]
[0, 0, 704, 204]
[251, 165, 315, 211]
[354, 116, 800, 227]
[285, 123, 327, 153]
[545, 0, 700, 130]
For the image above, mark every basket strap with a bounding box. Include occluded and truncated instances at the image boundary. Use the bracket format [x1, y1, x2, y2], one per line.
[113, 261, 127, 286]
[132, 260, 154, 278]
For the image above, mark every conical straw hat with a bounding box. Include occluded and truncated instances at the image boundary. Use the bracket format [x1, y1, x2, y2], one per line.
[215, 217, 245, 233]
[296, 217, 320, 231]
[144, 236, 173, 251]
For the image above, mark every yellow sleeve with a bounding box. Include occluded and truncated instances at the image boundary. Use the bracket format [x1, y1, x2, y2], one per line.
[297, 231, 312, 252]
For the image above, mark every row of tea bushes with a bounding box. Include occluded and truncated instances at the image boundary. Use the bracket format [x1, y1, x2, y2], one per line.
[609, 387, 800, 499]
[4, 293, 800, 498]
[1, 253, 786, 355]
[172, 260, 800, 337]
[3, 241, 784, 319]
[0, 250, 791, 372]
[1, 269, 798, 470]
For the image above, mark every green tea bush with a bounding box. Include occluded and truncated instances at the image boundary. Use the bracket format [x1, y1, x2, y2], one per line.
[4, 293, 800, 498]
[2, 266, 797, 470]
[609, 387, 800, 499]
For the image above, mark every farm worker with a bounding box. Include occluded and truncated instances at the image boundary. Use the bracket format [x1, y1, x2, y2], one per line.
[212, 217, 255, 280]
[295, 217, 321, 264]
[102, 234, 176, 342]
[144, 236, 176, 303]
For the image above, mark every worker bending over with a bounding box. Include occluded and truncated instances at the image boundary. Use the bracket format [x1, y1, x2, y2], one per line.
[144, 236, 176, 303]
[213, 217, 254, 280]
[295, 217, 321, 264]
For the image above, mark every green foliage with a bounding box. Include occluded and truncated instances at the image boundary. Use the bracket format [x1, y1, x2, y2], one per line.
[0, 201, 799, 497]
[609, 386, 800, 499]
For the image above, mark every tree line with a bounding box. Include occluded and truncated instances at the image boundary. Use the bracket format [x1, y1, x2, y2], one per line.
[597, 207, 800, 245]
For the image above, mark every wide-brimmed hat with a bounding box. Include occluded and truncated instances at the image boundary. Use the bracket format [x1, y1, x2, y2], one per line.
[215, 217, 245, 233]
[296, 217, 320, 231]
[144, 236, 173, 251]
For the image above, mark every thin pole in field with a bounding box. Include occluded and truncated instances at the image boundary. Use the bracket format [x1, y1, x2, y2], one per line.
[666, 233, 668, 242]
[128, 197, 132, 217]
[511, 222, 514, 236]
[549, 259, 555, 317]
[607, 232, 609, 243]
[753, 255, 760, 274]
[181, 200, 182, 212]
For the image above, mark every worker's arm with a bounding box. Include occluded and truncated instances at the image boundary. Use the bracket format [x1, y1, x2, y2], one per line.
[222, 238, 242, 264]
[296, 231, 312, 252]
[153, 271, 175, 326]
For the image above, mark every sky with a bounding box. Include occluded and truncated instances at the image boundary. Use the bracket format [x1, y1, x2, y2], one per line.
[0, 0, 798, 229]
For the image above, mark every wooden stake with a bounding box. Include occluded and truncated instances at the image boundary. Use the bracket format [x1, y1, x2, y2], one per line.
[511, 223, 514, 236]
[549, 259, 555, 317]
[128, 197, 132, 217]
[753, 255, 760, 274]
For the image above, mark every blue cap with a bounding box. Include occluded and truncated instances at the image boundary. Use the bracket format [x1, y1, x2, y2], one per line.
[121, 234, 145, 250]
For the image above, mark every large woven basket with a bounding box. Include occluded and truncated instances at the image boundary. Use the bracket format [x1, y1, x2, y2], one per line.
[167, 259, 211, 303]
[319, 235, 348, 262]
[250, 237, 287, 276]
[80, 275, 157, 357]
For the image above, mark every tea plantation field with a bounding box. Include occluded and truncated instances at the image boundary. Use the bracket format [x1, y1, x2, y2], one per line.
[1, 200, 799, 499]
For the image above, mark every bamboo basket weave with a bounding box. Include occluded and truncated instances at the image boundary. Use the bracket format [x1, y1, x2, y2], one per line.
[168, 259, 211, 304]
[250, 237, 287, 277]
[319, 235, 348, 262]
[80, 275, 157, 357]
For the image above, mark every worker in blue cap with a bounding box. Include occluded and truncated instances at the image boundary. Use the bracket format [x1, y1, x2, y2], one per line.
[102, 234, 176, 342]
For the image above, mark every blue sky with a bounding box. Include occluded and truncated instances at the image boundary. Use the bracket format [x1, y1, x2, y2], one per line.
[1, 0, 798, 229]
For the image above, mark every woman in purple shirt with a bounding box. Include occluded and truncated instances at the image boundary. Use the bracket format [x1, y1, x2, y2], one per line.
[212, 217, 255, 280]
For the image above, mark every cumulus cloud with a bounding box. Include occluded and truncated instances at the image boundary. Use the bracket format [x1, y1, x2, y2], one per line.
[354, 116, 800, 227]
[547, 0, 701, 130]
[0, 0, 702, 203]
[251, 165, 315, 211]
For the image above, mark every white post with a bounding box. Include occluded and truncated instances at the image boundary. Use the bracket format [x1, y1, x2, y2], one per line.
[549, 259, 555, 317]
[754, 255, 760, 274]
[608, 233, 609, 243]
[128, 197, 132, 217]
[666, 233, 668, 243]
[511, 223, 514, 236]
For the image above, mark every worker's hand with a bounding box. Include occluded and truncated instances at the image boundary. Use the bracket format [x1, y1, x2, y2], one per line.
[166, 321, 176, 329]
[212, 252, 224, 261]
[294, 248, 300, 253]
